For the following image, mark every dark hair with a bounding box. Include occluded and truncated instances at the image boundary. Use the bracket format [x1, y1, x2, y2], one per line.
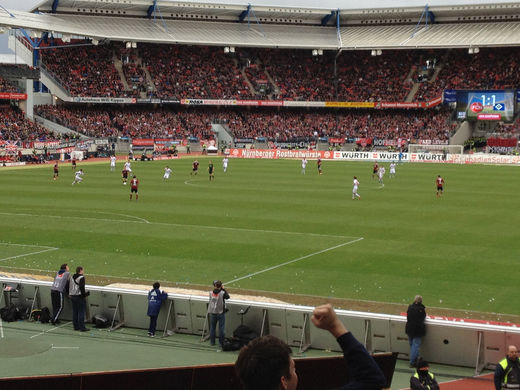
[213, 280, 222, 288]
[76, 266, 83, 274]
[153, 282, 160, 289]
[60, 263, 68, 270]
[235, 335, 293, 390]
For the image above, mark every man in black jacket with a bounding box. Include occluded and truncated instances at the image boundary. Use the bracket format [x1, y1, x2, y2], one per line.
[406, 295, 426, 367]
[495, 345, 520, 390]
[235, 304, 385, 390]
[410, 359, 439, 390]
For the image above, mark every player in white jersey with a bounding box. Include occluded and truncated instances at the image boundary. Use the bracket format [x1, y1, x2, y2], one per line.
[222, 157, 229, 173]
[163, 166, 172, 181]
[378, 166, 386, 187]
[124, 161, 132, 172]
[301, 157, 307, 174]
[72, 169, 84, 185]
[110, 156, 116, 171]
[389, 162, 396, 178]
[352, 176, 361, 200]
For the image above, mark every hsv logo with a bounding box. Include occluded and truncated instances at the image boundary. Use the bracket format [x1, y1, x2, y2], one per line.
[470, 102, 483, 113]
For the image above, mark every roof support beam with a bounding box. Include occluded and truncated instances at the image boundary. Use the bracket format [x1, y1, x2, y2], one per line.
[238, 4, 251, 23]
[321, 11, 335, 26]
[147, 0, 157, 19]
[411, 4, 434, 38]
[51, 0, 59, 14]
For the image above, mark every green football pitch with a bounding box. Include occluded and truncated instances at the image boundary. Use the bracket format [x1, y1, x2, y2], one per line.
[0, 157, 518, 317]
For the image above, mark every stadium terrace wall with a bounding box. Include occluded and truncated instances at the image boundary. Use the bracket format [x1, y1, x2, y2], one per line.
[225, 149, 520, 165]
[1, 276, 519, 373]
[53, 96, 444, 109]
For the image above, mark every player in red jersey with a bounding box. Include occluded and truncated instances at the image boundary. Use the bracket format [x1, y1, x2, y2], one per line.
[71, 158, 77, 170]
[130, 175, 139, 201]
[53, 162, 59, 180]
[317, 158, 323, 175]
[436, 175, 445, 197]
[191, 160, 199, 176]
[372, 161, 379, 179]
[122, 168, 129, 185]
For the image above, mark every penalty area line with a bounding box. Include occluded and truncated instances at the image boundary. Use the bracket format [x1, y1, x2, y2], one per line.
[225, 237, 364, 286]
[0, 247, 59, 263]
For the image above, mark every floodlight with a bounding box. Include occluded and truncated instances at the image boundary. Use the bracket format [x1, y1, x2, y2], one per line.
[371, 50, 376, 56]
[229, 46, 235, 53]
[62, 34, 71, 43]
[377, 49, 382, 56]
[224, 46, 230, 53]
[317, 49, 323, 56]
[473, 47, 480, 53]
[131, 42, 137, 49]
[126, 41, 132, 49]
[92, 39, 99, 46]
[312, 49, 318, 56]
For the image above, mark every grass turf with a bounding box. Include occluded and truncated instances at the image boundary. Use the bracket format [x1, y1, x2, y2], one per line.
[0, 157, 518, 316]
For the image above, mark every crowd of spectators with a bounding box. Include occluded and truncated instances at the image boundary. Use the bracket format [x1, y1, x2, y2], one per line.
[0, 76, 19, 93]
[40, 42, 126, 97]
[258, 49, 421, 102]
[35, 104, 455, 143]
[39, 43, 520, 103]
[0, 105, 61, 141]
[140, 44, 254, 100]
[35, 105, 219, 139]
[228, 107, 455, 142]
[416, 47, 520, 101]
[117, 45, 149, 97]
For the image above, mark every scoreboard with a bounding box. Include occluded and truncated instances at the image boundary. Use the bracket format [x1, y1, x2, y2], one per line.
[455, 90, 515, 122]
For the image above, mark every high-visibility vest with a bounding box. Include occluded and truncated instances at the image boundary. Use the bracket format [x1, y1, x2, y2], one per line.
[413, 371, 436, 389]
[499, 358, 520, 389]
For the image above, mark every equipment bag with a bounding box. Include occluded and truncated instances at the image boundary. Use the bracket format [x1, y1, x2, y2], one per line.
[92, 314, 110, 328]
[0, 304, 19, 322]
[39, 307, 51, 323]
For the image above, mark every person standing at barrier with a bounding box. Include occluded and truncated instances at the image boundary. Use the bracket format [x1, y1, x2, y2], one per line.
[50, 263, 70, 325]
[410, 359, 439, 390]
[406, 295, 426, 367]
[495, 345, 520, 390]
[69, 266, 90, 332]
[235, 303, 386, 390]
[208, 280, 229, 350]
[147, 282, 168, 337]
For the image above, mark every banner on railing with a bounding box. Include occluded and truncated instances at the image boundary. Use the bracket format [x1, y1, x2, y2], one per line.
[0, 92, 27, 100]
[226, 148, 333, 159]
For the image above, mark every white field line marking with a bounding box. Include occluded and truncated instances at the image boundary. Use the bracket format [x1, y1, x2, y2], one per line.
[30, 321, 71, 339]
[0, 242, 57, 248]
[0, 246, 59, 263]
[0, 318, 3, 338]
[0, 212, 355, 239]
[92, 211, 150, 224]
[225, 237, 364, 285]
[51, 346, 80, 349]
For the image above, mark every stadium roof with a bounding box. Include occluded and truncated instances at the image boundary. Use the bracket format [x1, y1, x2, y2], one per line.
[1, 1, 520, 49]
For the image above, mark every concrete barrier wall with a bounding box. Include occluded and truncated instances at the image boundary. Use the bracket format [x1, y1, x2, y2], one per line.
[2, 277, 519, 371]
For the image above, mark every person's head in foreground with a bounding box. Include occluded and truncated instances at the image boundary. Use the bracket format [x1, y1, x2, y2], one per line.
[235, 335, 297, 390]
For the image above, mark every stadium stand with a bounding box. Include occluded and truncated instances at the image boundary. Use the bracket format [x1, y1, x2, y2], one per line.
[140, 44, 253, 100]
[0, 105, 63, 141]
[0, 76, 20, 93]
[416, 47, 520, 101]
[39, 41, 126, 97]
[35, 104, 455, 143]
[35, 105, 218, 140]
